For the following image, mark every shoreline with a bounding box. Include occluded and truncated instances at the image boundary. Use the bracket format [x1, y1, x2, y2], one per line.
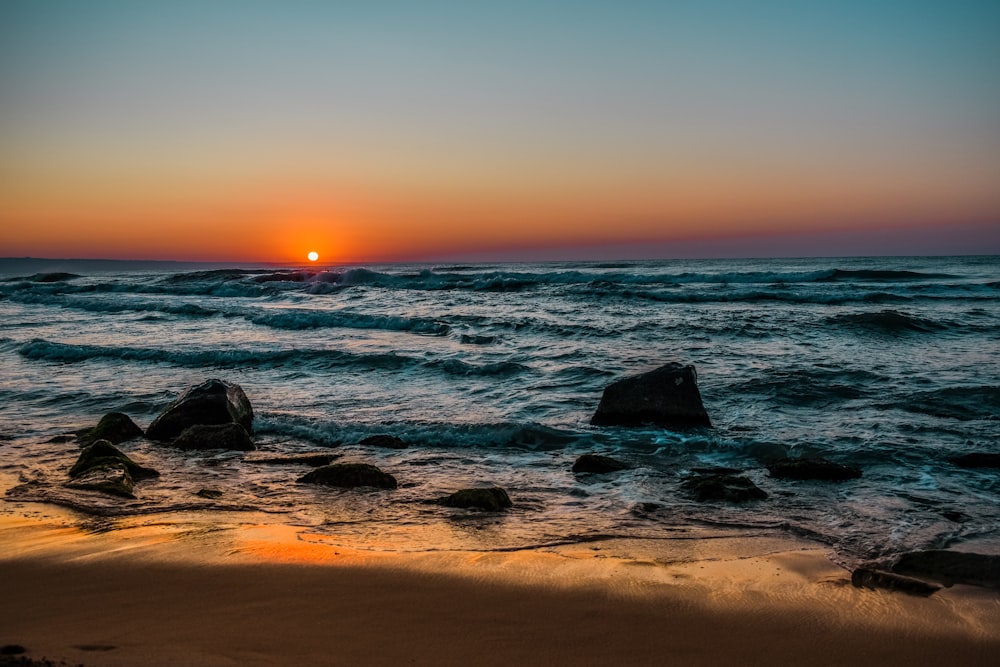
[2, 502, 998, 666]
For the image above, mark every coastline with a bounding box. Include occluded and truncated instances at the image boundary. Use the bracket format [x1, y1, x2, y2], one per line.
[2, 502, 997, 667]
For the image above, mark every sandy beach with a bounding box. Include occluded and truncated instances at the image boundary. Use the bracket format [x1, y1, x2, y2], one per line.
[2, 503, 997, 667]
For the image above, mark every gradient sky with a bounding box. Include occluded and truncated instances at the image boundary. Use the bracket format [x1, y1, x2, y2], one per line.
[1, 1, 998, 262]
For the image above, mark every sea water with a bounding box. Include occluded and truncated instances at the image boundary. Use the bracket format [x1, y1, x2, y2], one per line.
[0, 256, 997, 563]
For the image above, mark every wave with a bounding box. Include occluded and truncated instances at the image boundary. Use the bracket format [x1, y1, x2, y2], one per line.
[248, 309, 450, 335]
[18, 339, 530, 378]
[731, 368, 887, 407]
[816, 269, 957, 282]
[891, 386, 1000, 421]
[826, 310, 948, 334]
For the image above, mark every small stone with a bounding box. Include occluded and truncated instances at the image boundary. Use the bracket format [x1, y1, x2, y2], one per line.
[767, 457, 862, 481]
[438, 487, 512, 511]
[298, 463, 397, 489]
[681, 472, 767, 503]
[572, 454, 629, 474]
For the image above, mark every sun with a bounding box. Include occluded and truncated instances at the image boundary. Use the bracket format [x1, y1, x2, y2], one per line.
[307, 251, 319, 262]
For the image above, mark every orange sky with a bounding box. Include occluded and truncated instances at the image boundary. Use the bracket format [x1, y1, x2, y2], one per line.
[1, 2, 998, 262]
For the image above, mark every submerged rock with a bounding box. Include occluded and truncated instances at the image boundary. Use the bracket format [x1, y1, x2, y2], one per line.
[195, 488, 224, 499]
[245, 452, 338, 467]
[146, 379, 253, 441]
[78, 412, 144, 446]
[766, 457, 862, 481]
[892, 551, 1000, 589]
[437, 487, 512, 511]
[572, 454, 629, 474]
[851, 568, 941, 596]
[171, 423, 255, 451]
[949, 453, 1000, 469]
[359, 434, 408, 449]
[591, 363, 711, 428]
[65, 439, 158, 498]
[681, 472, 766, 503]
[298, 463, 397, 489]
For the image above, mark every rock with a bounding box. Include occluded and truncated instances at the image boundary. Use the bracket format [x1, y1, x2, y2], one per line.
[65, 439, 158, 498]
[681, 472, 767, 502]
[438, 487, 512, 511]
[851, 568, 941, 596]
[572, 454, 629, 474]
[171, 423, 255, 451]
[78, 412, 144, 446]
[68, 439, 159, 480]
[892, 551, 1000, 589]
[359, 434, 408, 449]
[146, 379, 253, 442]
[949, 453, 1000, 469]
[195, 488, 224, 499]
[245, 452, 338, 467]
[298, 463, 397, 489]
[766, 457, 861, 481]
[590, 363, 711, 428]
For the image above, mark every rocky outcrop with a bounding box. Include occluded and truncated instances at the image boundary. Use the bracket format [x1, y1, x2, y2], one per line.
[146, 379, 253, 441]
[78, 412, 144, 446]
[65, 439, 159, 498]
[171, 423, 255, 451]
[591, 363, 711, 428]
[437, 487, 512, 511]
[572, 454, 629, 474]
[298, 463, 397, 489]
[766, 457, 862, 481]
[359, 435, 408, 449]
[851, 568, 941, 596]
[681, 471, 766, 502]
[949, 453, 1000, 469]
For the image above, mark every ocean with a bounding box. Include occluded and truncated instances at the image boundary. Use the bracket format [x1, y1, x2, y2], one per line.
[1, 255, 997, 565]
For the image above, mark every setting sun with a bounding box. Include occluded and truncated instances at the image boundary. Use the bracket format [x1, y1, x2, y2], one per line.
[307, 251, 319, 262]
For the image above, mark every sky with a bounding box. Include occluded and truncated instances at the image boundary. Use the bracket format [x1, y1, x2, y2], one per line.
[1, 1, 998, 263]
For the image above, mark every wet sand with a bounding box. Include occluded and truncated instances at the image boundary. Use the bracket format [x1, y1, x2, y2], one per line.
[1, 505, 998, 667]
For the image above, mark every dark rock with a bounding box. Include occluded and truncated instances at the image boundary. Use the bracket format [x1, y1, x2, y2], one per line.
[359, 434, 408, 449]
[146, 379, 253, 442]
[78, 412, 144, 446]
[68, 439, 159, 480]
[171, 423, 255, 451]
[591, 363, 711, 428]
[438, 487, 512, 511]
[949, 453, 1000, 469]
[766, 457, 862, 481]
[298, 463, 397, 489]
[195, 488, 224, 499]
[681, 472, 767, 502]
[851, 568, 941, 596]
[892, 550, 1000, 589]
[245, 452, 338, 467]
[572, 454, 629, 474]
[65, 439, 158, 498]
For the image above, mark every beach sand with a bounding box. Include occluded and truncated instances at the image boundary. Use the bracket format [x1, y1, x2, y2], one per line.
[1, 504, 997, 667]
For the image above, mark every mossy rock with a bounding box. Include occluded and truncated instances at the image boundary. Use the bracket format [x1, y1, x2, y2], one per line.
[572, 454, 628, 474]
[68, 439, 159, 480]
[171, 423, 255, 451]
[438, 487, 512, 511]
[78, 412, 144, 446]
[298, 463, 398, 489]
